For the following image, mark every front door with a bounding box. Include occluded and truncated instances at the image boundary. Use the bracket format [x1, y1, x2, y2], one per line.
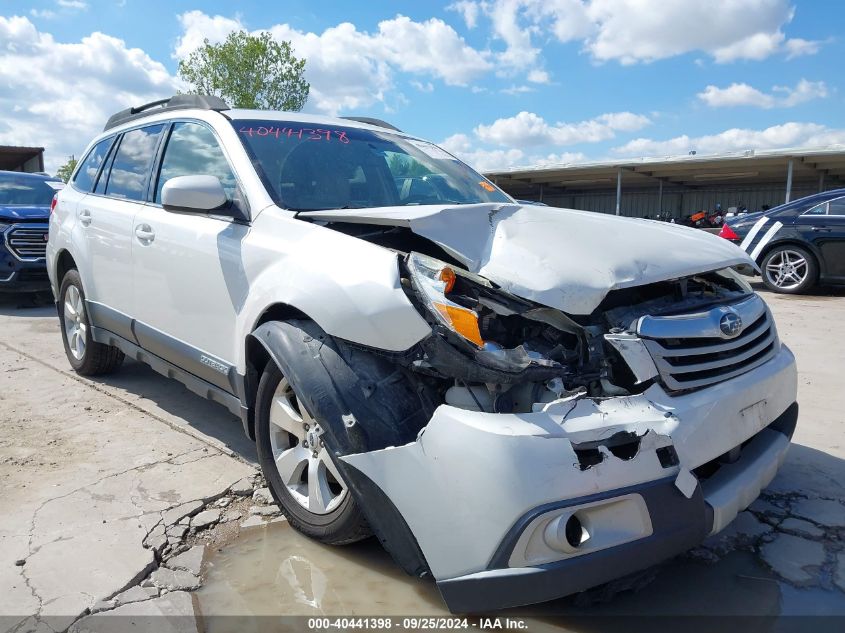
[795, 196, 845, 281]
[130, 121, 248, 392]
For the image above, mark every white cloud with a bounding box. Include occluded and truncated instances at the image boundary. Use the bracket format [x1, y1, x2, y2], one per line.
[475, 110, 650, 147]
[698, 79, 828, 109]
[174, 10, 243, 59]
[441, 133, 526, 171]
[501, 84, 535, 95]
[529, 151, 587, 166]
[30, 9, 56, 19]
[614, 122, 845, 157]
[440, 132, 588, 170]
[56, 0, 88, 9]
[527, 69, 550, 84]
[470, 0, 822, 67]
[448, 1, 481, 29]
[0, 16, 180, 172]
[710, 31, 786, 63]
[410, 80, 434, 92]
[175, 11, 492, 115]
[784, 37, 823, 59]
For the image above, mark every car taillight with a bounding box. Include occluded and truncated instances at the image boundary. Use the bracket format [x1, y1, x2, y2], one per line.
[50, 194, 58, 214]
[719, 224, 739, 240]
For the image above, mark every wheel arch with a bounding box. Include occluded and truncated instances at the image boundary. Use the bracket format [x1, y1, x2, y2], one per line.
[55, 249, 78, 290]
[240, 302, 310, 440]
[249, 318, 435, 578]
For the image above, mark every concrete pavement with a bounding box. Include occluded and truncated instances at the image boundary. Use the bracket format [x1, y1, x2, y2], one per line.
[1, 283, 844, 629]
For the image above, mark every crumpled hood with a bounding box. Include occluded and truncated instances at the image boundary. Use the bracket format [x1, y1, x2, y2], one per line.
[0, 205, 50, 222]
[301, 203, 754, 315]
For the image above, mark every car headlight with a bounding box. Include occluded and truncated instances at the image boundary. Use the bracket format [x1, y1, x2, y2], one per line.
[405, 251, 584, 388]
[406, 252, 490, 348]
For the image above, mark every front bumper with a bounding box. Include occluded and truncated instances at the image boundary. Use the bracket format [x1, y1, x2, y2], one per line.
[341, 344, 797, 613]
[0, 225, 50, 293]
[0, 252, 50, 292]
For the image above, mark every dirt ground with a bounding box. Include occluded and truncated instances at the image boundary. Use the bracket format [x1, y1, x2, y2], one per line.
[1, 282, 844, 631]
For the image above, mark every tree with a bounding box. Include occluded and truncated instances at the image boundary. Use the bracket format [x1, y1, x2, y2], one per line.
[178, 31, 309, 111]
[387, 153, 432, 178]
[56, 156, 77, 183]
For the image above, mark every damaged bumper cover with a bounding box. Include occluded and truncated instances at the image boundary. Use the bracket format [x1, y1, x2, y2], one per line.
[340, 344, 797, 613]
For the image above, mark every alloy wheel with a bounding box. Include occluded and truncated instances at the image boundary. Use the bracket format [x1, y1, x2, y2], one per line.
[268, 378, 347, 514]
[764, 249, 809, 290]
[63, 284, 87, 361]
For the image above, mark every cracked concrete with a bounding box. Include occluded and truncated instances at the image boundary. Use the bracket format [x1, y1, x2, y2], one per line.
[2, 280, 845, 626]
[0, 299, 257, 632]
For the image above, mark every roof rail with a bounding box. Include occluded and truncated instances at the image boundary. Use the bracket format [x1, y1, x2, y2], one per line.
[103, 94, 230, 131]
[340, 116, 402, 132]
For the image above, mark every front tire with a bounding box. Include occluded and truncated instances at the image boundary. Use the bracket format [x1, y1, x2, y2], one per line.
[760, 245, 818, 294]
[58, 269, 124, 375]
[256, 360, 370, 544]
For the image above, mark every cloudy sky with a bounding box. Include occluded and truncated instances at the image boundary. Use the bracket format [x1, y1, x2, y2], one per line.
[1, 0, 842, 173]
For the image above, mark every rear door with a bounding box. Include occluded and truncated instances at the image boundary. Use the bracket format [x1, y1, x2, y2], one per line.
[130, 120, 248, 391]
[79, 123, 165, 338]
[795, 196, 845, 281]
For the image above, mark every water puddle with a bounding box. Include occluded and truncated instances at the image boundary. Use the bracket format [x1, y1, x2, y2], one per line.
[197, 521, 843, 631]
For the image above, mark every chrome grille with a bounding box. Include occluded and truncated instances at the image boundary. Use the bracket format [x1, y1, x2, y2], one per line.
[5, 225, 48, 260]
[639, 294, 778, 392]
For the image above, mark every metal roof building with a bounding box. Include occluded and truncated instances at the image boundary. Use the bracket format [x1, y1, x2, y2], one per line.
[0, 145, 45, 173]
[485, 146, 845, 219]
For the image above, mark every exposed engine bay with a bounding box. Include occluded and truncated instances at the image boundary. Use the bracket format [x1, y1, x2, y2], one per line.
[320, 220, 755, 414]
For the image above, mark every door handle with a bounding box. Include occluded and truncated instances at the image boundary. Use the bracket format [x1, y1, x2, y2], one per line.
[134, 224, 155, 243]
[811, 226, 832, 232]
[79, 209, 92, 227]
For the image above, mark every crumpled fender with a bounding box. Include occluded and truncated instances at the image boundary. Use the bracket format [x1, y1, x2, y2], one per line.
[249, 319, 436, 576]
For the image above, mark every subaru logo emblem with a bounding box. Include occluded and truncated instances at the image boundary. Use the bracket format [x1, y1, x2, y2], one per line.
[719, 311, 742, 337]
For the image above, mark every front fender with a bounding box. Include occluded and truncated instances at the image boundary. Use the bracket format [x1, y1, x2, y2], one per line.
[235, 213, 431, 371]
[250, 318, 435, 577]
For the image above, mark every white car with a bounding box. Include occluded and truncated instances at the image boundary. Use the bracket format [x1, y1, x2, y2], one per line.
[48, 95, 798, 613]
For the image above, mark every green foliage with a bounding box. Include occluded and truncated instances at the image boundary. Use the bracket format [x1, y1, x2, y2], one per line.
[178, 31, 309, 111]
[387, 153, 432, 178]
[56, 156, 77, 183]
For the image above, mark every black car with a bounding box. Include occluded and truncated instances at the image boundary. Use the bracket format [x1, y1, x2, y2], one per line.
[0, 170, 61, 293]
[720, 188, 845, 293]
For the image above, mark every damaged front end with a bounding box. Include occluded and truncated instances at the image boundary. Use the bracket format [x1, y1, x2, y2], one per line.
[256, 238, 798, 613]
[331, 251, 797, 612]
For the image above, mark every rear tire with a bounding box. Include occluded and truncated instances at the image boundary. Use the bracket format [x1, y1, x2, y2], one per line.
[256, 359, 370, 544]
[760, 245, 818, 294]
[58, 269, 124, 375]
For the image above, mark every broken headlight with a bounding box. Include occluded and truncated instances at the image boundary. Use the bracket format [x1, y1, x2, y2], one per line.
[406, 252, 491, 348]
[406, 251, 582, 377]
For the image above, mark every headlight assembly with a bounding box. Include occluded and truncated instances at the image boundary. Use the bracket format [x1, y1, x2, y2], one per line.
[405, 252, 585, 384]
[406, 252, 490, 348]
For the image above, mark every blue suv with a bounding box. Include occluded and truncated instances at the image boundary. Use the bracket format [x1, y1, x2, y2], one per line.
[0, 170, 61, 293]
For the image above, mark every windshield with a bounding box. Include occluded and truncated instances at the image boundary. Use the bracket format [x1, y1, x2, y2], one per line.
[0, 174, 58, 205]
[232, 119, 510, 211]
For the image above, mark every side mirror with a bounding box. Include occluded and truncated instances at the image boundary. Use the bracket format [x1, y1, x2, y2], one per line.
[161, 175, 228, 213]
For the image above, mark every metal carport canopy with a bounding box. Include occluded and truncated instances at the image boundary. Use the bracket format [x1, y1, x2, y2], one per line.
[484, 145, 845, 212]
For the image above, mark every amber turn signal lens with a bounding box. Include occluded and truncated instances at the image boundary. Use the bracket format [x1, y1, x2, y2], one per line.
[439, 267, 457, 293]
[434, 303, 483, 347]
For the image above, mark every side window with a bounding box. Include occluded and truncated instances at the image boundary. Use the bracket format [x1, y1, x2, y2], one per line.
[804, 202, 828, 216]
[154, 122, 237, 203]
[104, 124, 165, 201]
[72, 137, 114, 193]
[828, 199, 845, 216]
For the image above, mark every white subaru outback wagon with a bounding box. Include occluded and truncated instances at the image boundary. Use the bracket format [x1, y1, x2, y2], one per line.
[48, 94, 798, 613]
